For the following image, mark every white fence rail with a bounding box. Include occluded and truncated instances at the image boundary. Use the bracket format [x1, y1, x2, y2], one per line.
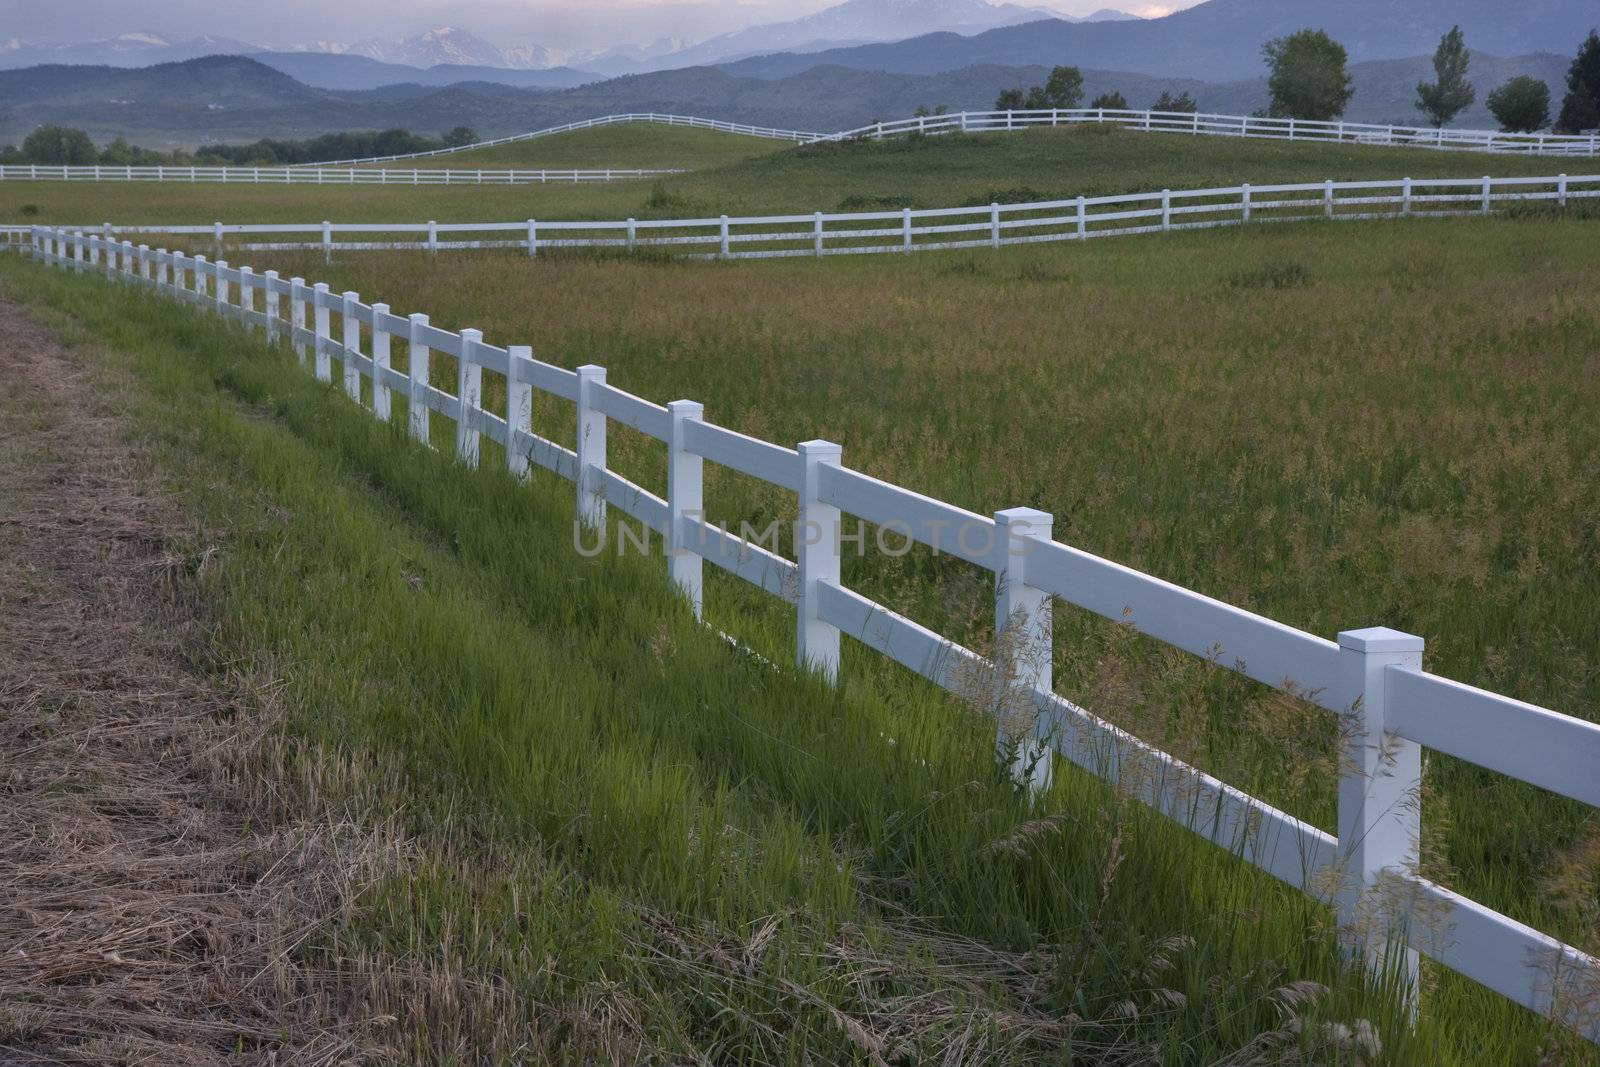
[0, 163, 683, 186]
[299, 108, 1600, 169]
[64, 173, 1600, 262]
[18, 225, 1600, 1045]
[10, 109, 1594, 187]
[824, 107, 1600, 157]
[306, 113, 822, 166]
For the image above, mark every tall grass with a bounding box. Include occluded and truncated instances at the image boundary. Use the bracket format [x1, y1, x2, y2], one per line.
[222, 213, 1600, 1060]
[6, 243, 1558, 1063]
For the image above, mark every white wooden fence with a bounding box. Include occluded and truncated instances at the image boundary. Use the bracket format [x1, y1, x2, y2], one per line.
[306, 113, 822, 166]
[0, 163, 684, 187]
[824, 107, 1600, 157]
[306, 108, 1600, 169]
[19, 223, 1600, 1044]
[64, 173, 1600, 262]
[10, 108, 1593, 187]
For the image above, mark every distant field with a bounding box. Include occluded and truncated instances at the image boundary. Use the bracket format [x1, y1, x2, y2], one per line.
[388, 122, 793, 170]
[2, 124, 1582, 227]
[230, 212, 1600, 1063]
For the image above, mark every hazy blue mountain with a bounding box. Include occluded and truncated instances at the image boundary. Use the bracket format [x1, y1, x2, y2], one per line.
[0, 32, 263, 70]
[253, 52, 599, 92]
[575, 0, 1143, 77]
[719, 0, 1600, 81]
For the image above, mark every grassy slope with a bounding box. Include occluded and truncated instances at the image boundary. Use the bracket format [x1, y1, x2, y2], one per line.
[2, 124, 1582, 226]
[229, 213, 1600, 1060]
[390, 123, 793, 170]
[1, 251, 1471, 1065]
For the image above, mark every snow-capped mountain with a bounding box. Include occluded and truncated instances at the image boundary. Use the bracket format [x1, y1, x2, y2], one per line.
[574, 0, 1143, 76]
[344, 27, 553, 70]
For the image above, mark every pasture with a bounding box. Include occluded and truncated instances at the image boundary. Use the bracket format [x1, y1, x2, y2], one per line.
[0, 122, 1582, 226]
[6, 118, 1600, 1064]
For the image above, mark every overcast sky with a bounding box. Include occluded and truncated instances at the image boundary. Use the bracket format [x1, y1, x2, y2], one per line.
[4, 0, 1200, 53]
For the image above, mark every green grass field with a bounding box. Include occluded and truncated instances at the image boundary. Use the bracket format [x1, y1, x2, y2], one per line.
[2, 123, 1584, 226]
[7, 122, 1600, 1062]
[398, 122, 793, 170]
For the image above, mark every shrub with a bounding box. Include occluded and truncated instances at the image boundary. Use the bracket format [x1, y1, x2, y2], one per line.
[1486, 76, 1551, 133]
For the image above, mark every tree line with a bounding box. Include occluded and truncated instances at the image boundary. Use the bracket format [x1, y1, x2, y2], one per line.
[992, 28, 1600, 134]
[1, 125, 482, 167]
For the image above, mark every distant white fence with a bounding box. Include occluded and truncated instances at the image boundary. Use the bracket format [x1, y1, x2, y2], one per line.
[0, 163, 684, 187]
[9, 109, 1594, 187]
[19, 223, 1600, 1045]
[825, 107, 1600, 157]
[306, 113, 822, 166]
[305, 108, 1600, 169]
[64, 173, 1600, 262]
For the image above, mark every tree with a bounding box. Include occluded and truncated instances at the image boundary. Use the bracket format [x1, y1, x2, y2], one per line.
[1486, 76, 1551, 132]
[443, 125, 479, 147]
[1556, 30, 1600, 133]
[995, 87, 1025, 110]
[1263, 29, 1355, 120]
[21, 125, 97, 165]
[1024, 86, 1049, 109]
[1042, 66, 1084, 108]
[1152, 90, 1197, 114]
[1415, 25, 1475, 128]
[1090, 91, 1128, 110]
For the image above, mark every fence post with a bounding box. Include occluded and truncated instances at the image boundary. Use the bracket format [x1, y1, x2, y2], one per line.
[1402, 177, 1413, 216]
[1325, 178, 1335, 218]
[428, 219, 438, 254]
[289, 277, 307, 363]
[506, 345, 532, 477]
[1558, 173, 1568, 208]
[408, 313, 431, 443]
[192, 254, 208, 301]
[453, 329, 484, 467]
[263, 270, 279, 341]
[667, 400, 705, 617]
[814, 211, 824, 257]
[1242, 183, 1252, 223]
[527, 218, 537, 258]
[371, 303, 391, 421]
[994, 507, 1055, 796]
[312, 283, 332, 381]
[342, 291, 363, 403]
[214, 258, 230, 315]
[990, 202, 1000, 248]
[1076, 195, 1087, 238]
[157, 248, 171, 290]
[213, 220, 223, 254]
[322, 220, 333, 264]
[1481, 175, 1492, 214]
[122, 241, 135, 284]
[575, 365, 608, 528]
[1335, 627, 1424, 1008]
[796, 440, 843, 681]
[72, 232, 85, 271]
[902, 206, 913, 252]
[627, 217, 637, 252]
[1161, 189, 1172, 231]
[719, 215, 730, 258]
[238, 265, 253, 321]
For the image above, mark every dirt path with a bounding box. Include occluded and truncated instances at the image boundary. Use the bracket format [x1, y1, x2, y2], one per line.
[0, 298, 387, 1065]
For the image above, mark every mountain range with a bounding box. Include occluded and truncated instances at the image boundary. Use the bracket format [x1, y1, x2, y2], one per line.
[0, 4, 1139, 76]
[0, 49, 1572, 150]
[720, 0, 1600, 81]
